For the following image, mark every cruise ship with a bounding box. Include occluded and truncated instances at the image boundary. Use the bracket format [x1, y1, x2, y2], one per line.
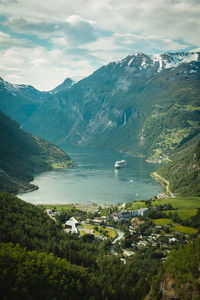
[114, 160, 127, 169]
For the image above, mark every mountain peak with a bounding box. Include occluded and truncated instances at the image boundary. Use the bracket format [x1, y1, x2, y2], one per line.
[49, 78, 75, 95]
[110, 51, 200, 73]
[150, 51, 200, 72]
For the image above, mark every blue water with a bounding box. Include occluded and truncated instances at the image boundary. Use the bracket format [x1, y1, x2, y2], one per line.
[17, 146, 161, 205]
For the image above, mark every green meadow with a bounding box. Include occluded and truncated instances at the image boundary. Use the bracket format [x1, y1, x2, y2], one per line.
[152, 197, 200, 210]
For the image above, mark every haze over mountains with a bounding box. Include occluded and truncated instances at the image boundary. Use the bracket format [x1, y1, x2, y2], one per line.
[0, 51, 200, 163]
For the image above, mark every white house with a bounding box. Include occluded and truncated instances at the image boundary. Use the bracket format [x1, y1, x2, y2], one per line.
[65, 217, 79, 234]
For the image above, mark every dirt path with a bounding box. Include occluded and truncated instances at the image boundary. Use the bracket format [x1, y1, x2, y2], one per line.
[151, 172, 173, 196]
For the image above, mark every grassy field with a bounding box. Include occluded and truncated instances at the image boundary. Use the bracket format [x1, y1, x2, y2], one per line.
[125, 201, 147, 210]
[152, 197, 200, 210]
[152, 218, 174, 226]
[39, 204, 75, 211]
[79, 224, 117, 239]
[165, 209, 197, 220]
[152, 218, 197, 235]
[171, 225, 198, 234]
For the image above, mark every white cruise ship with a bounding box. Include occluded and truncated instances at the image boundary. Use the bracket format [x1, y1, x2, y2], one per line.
[114, 160, 127, 169]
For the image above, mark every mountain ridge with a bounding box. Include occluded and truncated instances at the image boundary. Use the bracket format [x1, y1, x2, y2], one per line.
[22, 51, 200, 161]
[0, 51, 200, 163]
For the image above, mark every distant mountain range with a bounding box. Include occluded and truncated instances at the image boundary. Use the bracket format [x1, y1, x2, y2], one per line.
[0, 51, 200, 164]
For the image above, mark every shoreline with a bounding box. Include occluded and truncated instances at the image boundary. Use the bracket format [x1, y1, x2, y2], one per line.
[16, 162, 75, 196]
[150, 171, 175, 198]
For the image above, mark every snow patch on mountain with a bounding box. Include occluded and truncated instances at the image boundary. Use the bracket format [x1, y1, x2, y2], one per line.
[128, 57, 134, 66]
[140, 57, 148, 69]
[150, 52, 199, 72]
[111, 51, 200, 74]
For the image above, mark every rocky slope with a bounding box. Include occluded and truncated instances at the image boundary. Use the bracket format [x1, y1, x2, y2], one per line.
[0, 110, 74, 194]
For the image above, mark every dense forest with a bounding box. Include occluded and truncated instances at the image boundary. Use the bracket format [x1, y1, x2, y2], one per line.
[0, 191, 162, 299]
[0, 110, 74, 194]
[149, 237, 200, 300]
[0, 191, 199, 299]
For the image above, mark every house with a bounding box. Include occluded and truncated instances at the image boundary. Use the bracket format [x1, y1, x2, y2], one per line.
[169, 237, 178, 243]
[123, 250, 135, 258]
[65, 217, 79, 234]
[137, 241, 147, 247]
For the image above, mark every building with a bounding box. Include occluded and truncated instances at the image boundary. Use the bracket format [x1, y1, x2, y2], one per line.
[91, 218, 104, 225]
[123, 250, 135, 258]
[137, 208, 149, 216]
[112, 208, 149, 221]
[65, 217, 79, 234]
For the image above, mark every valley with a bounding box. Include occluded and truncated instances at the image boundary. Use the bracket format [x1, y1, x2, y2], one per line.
[0, 51, 200, 300]
[0, 52, 199, 164]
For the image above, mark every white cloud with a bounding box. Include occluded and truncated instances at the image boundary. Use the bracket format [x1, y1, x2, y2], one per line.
[0, 0, 199, 89]
[65, 15, 96, 26]
[0, 45, 95, 90]
[0, 31, 29, 47]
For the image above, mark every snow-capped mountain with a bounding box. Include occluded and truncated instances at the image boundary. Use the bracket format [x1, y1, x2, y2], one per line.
[0, 76, 74, 123]
[109, 51, 200, 73]
[0, 77, 48, 100]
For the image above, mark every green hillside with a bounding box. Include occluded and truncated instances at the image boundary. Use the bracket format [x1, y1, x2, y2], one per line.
[0, 191, 200, 299]
[0, 191, 162, 299]
[156, 139, 200, 196]
[0, 110, 74, 194]
[149, 237, 200, 300]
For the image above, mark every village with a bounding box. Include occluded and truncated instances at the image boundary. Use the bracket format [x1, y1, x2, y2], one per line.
[44, 196, 198, 261]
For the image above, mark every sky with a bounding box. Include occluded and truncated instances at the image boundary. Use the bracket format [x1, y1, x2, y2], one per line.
[0, 0, 200, 91]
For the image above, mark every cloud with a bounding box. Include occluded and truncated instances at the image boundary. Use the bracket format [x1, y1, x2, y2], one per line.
[80, 33, 190, 65]
[0, 0, 199, 89]
[5, 14, 98, 46]
[62, 15, 98, 46]
[65, 15, 96, 26]
[5, 16, 59, 36]
[0, 31, 29, 47]
[0, 45, 96, 90]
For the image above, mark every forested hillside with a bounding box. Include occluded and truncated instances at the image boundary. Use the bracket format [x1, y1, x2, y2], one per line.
[0, 191, 199, 299]
[0, 110, 73, 194]
[157, 139, 200, 196]
[0, 191, 161, 299]
[149, 236, 200, 300]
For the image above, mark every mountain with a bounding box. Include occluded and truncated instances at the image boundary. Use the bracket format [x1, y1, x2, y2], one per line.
[0, 110, 74, 194]
[49, 78, 75, 94]
[156, 139, 200, 196]
[0, 76, 74, 123]
[0, 52, 200, 162]
[20, 51, 200, 161]
[0, 77, 49, 123]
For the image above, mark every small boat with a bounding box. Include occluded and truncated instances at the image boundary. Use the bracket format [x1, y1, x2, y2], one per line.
[114, 160, 127, 169]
